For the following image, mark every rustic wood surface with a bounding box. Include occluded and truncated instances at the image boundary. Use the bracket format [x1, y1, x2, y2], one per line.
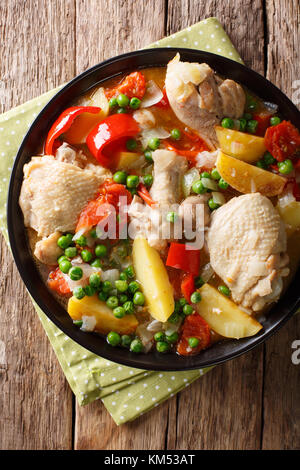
[0, 0, 299, 450]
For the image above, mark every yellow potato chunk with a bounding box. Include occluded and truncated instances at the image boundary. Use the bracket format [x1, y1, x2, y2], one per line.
[277, 201, 300, 232]
[195, 284, 263, 339]
[116, 152, 144, 171]
[132, 237, 174, 322]
[68, 295, 138, 335]
[216, 150, 286, 196]
[215, 126, 266, 162]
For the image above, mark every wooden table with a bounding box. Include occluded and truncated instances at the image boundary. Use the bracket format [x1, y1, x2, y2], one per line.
[1, 0, 299, 450]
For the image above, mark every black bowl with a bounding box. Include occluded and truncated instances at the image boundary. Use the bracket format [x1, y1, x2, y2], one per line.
[7, 48, 300, 371]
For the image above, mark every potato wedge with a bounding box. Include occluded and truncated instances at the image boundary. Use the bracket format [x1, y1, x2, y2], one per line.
[216, 150, 286, 196]
[116, 151, 144, 171]
[195, 284, 263, 339]
[68, 295, 138, 335]
[132, 237, 174, 322]
[277, 201, 300, 231]
[215, 126, 266, 162]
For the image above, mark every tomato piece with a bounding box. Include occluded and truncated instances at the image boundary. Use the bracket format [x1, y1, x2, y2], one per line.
[164, 131, 209, 164]
[177, 314, 211, 356]
[252, 112, 272, 136]
[76, 179, 132, 233]
[181, 273, 195, 303]
[265, 120, 300, 161]
[105, 71, 146, 100]
[154, 88, 170, 109]
[48, 267, 71, 296]
[86, 114, 140, 167]
[166, 243, 200, 276]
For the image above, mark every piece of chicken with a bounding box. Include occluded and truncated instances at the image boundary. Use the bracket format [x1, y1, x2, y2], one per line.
[34, 232, 63, 265]
[206, 193, 289, 311]
[19, 155, 108, 237]
[165, 54, 246, 149]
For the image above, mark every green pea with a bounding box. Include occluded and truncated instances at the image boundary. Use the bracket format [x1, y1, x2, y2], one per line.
[109, 97, 118, 108]
[170, 128, 181, 140]
[144, 149, 153, 163]
[125, 265, 135, 279]
[59, 259, 72, 274]
[65, 246, 77, 258]
[129, 97, 141, 109]
[106, 296, 119, 309]
[211, 168, 221, 180]
[208, 198, 220, 211]
[117, 93, 129, 107]
[242, 112, 252, 120]
[194, 276, 204, 288]
[154, 331, 165, 342]
[115, 280, 128, 293]
[126, 174, 139, 188]
[156, 341, 169, 353]
[69, 266, 83, 281]
[76, 235, 87, 247]
[57, 255, 68, 264]
[95, 244, 107, 258]
[166, 332, 179, 343]
[89, 228, 98, 239]
[107, 331, 121, 346]
[126, 138, 137, 151]
[73, 320, 83, 327]
[179, 298, 187, 307]
[84, 285, 96, 297]
[121, 335, 132, 348]
[119, 294, 128, 304]
[188, 337, 199, 348]
[218, 285, 231, 296]
[128, 281, 140, 295]
[246, 95, 257, 111]
[238, 118, 247, 132]
[130, 338, 143, 353]
[221, 117, 234, 129]
[148, 137, 160, 150]
[200, 171, 211, 179]
[102, 280, 113, 293]
[278, 159, 294, 174]
[113, 170, 127, 184]
[256, 160, 268, 169]
[113, 306, 126, 318]
[270, 116, 281, 126]
[190, 291, 201, 303]
[123, 300, 134, 314]
[89, 273, 102, 289]
[218, 178, 228, 190]
[263, 151, 276, 166]
[98, 291, 108, 301]
[57, 235, 72, 250]
[116, 107, 127, 114]
[246, 119, 258, 134]
[143, 174, 153, 187]
[90, 258, 103, 268]
[168, 311, 182, 324]
[183, 304, 194, 316]
[81, 249, 93, 262]
[192, 180, 206, 194]
[73, 286, 85, 300]
[166, 212, 177, 223]
[119, 272, 128, 281]
[133, 291, 145, 306]
[174, 300, 182, 313]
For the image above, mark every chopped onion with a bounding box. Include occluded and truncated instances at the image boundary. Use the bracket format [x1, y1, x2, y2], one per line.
[278, 186, 296, 208]
[133, 109, 156, 129]
[73, 228, 86, 241]
[81, 316, 97, 332]
[90, 87, 109, 116]
[146, 320, 162, 332]
[101, 269, 120, 286]
[195, 150, 218, 169]
[140, 127, 170, 148]
[212, 191, 226, 206]
[201, 177, 218, 191]
[263, 101, 278, 114]
[182, 167, 200, 197]
[140, 81, 164, 108]
[136, 324, 155, 347]
[200, 262, 214, 282]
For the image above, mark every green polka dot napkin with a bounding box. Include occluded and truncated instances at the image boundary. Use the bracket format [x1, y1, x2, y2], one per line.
[0, 17, 240, 425]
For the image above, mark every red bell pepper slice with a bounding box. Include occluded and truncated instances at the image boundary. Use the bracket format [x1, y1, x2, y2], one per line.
[48, 267, 71, 296]
[264, 120, 300, 161]
[181, 273, 195, 303]
[166, 242, 200, 276]
[105, 71, 146, 100]
[137, 183, 157, 207]
[44, 106, 101, 155]
[177, 313, 211, 356]
[252, 112, 272, 136]
[86, 114, 140, 167]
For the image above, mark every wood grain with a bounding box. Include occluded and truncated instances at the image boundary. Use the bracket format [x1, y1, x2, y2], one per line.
[0, 0, 75, 449]
[263, 0, 300, 450]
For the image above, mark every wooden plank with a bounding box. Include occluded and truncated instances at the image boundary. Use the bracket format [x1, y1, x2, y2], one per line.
[165, 0, 265, 450]
[0, 0, 75, 449]
[263, 0, 300, 450]
[74, 0, 167, 450]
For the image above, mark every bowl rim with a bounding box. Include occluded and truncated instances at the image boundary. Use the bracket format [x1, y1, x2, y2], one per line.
[7, 47, 300, 371]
